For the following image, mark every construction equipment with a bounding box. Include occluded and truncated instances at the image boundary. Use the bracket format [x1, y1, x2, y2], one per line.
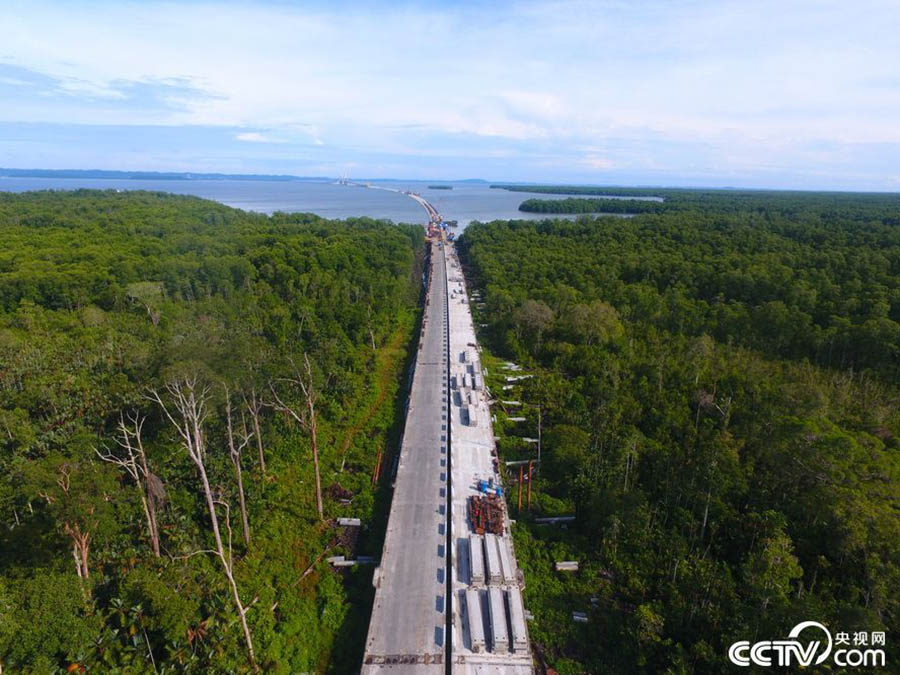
[476, 478, 503, 497]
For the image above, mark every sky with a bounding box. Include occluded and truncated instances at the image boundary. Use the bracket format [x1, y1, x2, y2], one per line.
[1, 0, 899, 189]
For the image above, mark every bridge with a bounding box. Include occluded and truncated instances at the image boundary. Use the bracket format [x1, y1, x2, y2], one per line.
[343, 180, 444, 225]
[361, 191, 533, 674]
[406, 191, 443, 225]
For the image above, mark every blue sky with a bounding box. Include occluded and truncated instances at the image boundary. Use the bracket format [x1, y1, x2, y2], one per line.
[2, 0, 899, 189]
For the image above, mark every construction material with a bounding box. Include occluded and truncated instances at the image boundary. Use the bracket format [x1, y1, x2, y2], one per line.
[466, 588, 487, 653]
[468, 494, 504, 535]
[466, 403, 478, 427]
[469, 534, 485, 585]
[476, 477, 503, 497]
[527, 461, 533, 510]
[496, 537, 516, 585]
[555, 561, 580, 572]
[507, 587, 529, 655]
[517, 465, 523, 511]
[484, 533, 503, 585]
[535, 515, 575, 524]
[488, 586, 510, 653]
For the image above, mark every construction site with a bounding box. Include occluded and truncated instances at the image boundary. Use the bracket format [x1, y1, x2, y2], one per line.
[362, 200, 533, 673]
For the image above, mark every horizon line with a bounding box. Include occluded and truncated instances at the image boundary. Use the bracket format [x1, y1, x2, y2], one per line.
[1, 167, 899, 195]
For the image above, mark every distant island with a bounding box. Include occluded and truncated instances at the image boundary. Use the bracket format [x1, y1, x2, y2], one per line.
[428, 185, 453, 190]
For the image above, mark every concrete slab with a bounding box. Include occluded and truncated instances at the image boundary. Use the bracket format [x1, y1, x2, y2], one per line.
[444, 243, 534, 673]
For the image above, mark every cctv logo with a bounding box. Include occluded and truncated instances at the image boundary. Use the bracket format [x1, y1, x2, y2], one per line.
[728, 621, 886, 668]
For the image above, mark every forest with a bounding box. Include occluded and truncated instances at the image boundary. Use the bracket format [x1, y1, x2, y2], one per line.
[497, 183, 900, 222]
[458, 197, 900, 673]
[0, 190, 424, 673]
[518, 198, 665, 215]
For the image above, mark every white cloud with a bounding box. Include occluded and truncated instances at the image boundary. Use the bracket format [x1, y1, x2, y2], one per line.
[236, 132, 274, 143]
[1, 0, 899, 186]
[581, 157, 615, 170]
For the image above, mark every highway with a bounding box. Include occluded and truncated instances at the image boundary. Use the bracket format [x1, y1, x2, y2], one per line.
[361, 192, 533, 673]
[362, 238, 450, 672]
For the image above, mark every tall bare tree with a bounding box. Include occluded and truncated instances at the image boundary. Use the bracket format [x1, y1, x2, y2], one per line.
[96, 412, 163, 557]
[243, 388, 267, 477]
[148, 377, 256, 668]
[269, 354, 324, 520]
[224, 385, 252, 547]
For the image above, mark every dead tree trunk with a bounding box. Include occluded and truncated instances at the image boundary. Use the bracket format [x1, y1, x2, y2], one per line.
[149, 378, 256, 669]
[244, 388, 266, 477]
[224, 385, 252, 547]
[63, 521, 91, 578]
[96, 412, 162, 557]
[48, 463, 94, 580]
[269, 354, 324, 521]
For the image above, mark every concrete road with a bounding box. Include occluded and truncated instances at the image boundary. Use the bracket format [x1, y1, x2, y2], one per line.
[362, 241, 450, 672]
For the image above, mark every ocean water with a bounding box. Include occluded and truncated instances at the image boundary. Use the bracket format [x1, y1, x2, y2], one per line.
[0, 177, 648, 231]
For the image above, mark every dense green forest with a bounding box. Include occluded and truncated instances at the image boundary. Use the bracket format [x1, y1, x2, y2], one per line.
[459, 199, 900, 673]
[518, 197, 665, 215]
[492, 184, 664, 197]
[497, 183, 900, 222]
[0, 190, 424, 673]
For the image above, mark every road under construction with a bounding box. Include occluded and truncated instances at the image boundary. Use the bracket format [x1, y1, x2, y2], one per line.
[361, 190, 533, 674]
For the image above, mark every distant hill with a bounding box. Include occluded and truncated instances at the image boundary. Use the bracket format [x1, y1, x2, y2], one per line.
[0, 168, 331, 182]
[0, 169, 491, 184]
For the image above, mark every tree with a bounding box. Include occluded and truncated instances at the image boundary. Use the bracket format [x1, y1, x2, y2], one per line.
[568, 300, 624, 346]
[149, 377, 257, 668]
[244, 388, 267, 477]
[96, 412, 164, 557]
[269, 354, 324, 521]
[31, 456, 117, 582]
[514, 299, 554, 348]
[743, 516, 803, 611]
[224, 385, 252, 547]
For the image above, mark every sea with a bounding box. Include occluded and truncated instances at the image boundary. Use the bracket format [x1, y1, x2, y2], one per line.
[0, 177, 655, 232]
